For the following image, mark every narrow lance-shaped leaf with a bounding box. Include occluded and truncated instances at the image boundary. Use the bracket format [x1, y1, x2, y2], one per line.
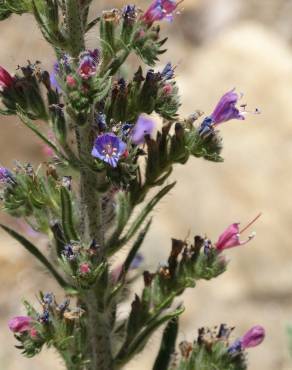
[60, 187, 79, 243]
[116, 306, 184, 366]
[153, 317, 179, 370]
[0, 224, 68, 288]
[119, 218, 152, 280]
[120, 182, 176, 246]
[16, 107, 68, 162]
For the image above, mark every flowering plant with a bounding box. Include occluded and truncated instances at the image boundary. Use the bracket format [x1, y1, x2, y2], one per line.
[0, 1, 265, 369]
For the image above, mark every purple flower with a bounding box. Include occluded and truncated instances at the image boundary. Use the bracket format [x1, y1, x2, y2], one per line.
[215, 213, 261, 252]
[0, 167, 15, 184]
[241, 325, 265, 349]
[38, 310, 50, 324]
[130, 253, 144, 269]
[228, 326, 265, 353]
[78, 49, 100, 79]
[123, 5, 137, 25]
[142, 0, 179, 23]
[131, 115, 155, 145]
[210, 89, 245, 125]
[50, 62, 61, 91]
[62, 244, 75, 260]
[8, 316, 32, 333]
[91, 133, 127, 168]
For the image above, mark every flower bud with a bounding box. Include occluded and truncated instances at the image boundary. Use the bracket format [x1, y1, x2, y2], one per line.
[8, 316, 32, 333]
[241, 325, 265, 349]
[142, 0, 179, 24]
[79, 263, 91, 274]
[0, 66, 14, 89]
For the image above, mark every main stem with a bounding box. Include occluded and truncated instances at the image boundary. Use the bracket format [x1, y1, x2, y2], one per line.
[65, 1, 114, 369]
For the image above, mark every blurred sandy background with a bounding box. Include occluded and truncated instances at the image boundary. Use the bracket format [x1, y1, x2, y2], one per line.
[1, 0, 292, 369]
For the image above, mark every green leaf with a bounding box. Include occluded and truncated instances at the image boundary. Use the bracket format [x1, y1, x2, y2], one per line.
[120, 182, 176, 246]
[153, 317, 179, 370]
[0, 224, 68, 287]
[121, 218, 152, 279]
[60, 187, 79, 243]
[116, 306, 184, 366]
[106, 191, 132, 253]
[16, 107, 68, 162]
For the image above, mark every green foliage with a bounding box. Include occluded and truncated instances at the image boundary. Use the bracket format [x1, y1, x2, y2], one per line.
[104, 65, 180, 123]
[0, 0, 31, 20]
[60, 186, 79, 243]
[1, 163, 62, 232]
[0, 1, 261, 370]
[114, 236, 226, 366]
[169, 326, 247, 370]
[0, 62, 48, 120]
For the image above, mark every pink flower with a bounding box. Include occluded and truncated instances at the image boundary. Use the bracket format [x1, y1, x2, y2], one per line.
[163, 84, 173, 95]
[66, 75, 77, 88]
[0, 66, 14, 90]
[30, 327, 38, 338]
[241, 325, 265, 349]
[142, 0, 180, 24]
[215, 213, 261, 251]
[8, 316, 32, 333]
[79, 263, 91, 274]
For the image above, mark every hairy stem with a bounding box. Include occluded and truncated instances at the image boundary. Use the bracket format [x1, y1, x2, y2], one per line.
[64, 1, 113, 369]
[84, 290, 114, 370]
[75, 120, 113, 370]
[65, 0, 85, 57]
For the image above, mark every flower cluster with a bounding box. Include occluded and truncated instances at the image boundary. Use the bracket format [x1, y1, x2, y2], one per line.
[0, 1, 265, 370]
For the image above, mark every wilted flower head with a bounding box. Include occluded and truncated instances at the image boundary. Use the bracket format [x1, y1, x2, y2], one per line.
[78, 49, 100, 79]
[91, 133, 127, 168]
[210, 89, 245, 125]
[142, 0, 179, 23]
[0, 66, 14, 90]
[131, 115, 155, 145]
[215, 213, 261, 251]
[8, 316, 32, 333]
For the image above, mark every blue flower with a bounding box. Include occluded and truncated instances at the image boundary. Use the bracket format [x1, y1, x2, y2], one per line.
[131, 115, 155, 145]
[130, 253, 144, 269]
[161, 62, 175, 80]
[91, 133, 127, 168]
